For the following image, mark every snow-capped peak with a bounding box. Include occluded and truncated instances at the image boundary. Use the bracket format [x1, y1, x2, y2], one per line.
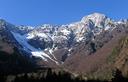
[81, 13, 107, 27]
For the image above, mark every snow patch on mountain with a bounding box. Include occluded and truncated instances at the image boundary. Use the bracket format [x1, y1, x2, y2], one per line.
[11, 31, 58, 64]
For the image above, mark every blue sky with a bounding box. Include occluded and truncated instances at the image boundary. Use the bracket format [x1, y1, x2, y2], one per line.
[0, 0, 128, 26]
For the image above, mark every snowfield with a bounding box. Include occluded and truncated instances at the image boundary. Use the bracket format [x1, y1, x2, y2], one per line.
[11, 31, 58, 64]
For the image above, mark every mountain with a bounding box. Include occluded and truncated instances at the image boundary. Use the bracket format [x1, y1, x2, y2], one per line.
[0, 13, 128, 80]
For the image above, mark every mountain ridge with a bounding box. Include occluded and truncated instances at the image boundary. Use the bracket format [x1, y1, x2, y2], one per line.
[0, 13, 128, 80]
[0, 13, 127, 65]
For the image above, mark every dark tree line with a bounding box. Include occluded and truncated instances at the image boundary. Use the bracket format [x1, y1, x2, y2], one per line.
[0, 68, 128, 82]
